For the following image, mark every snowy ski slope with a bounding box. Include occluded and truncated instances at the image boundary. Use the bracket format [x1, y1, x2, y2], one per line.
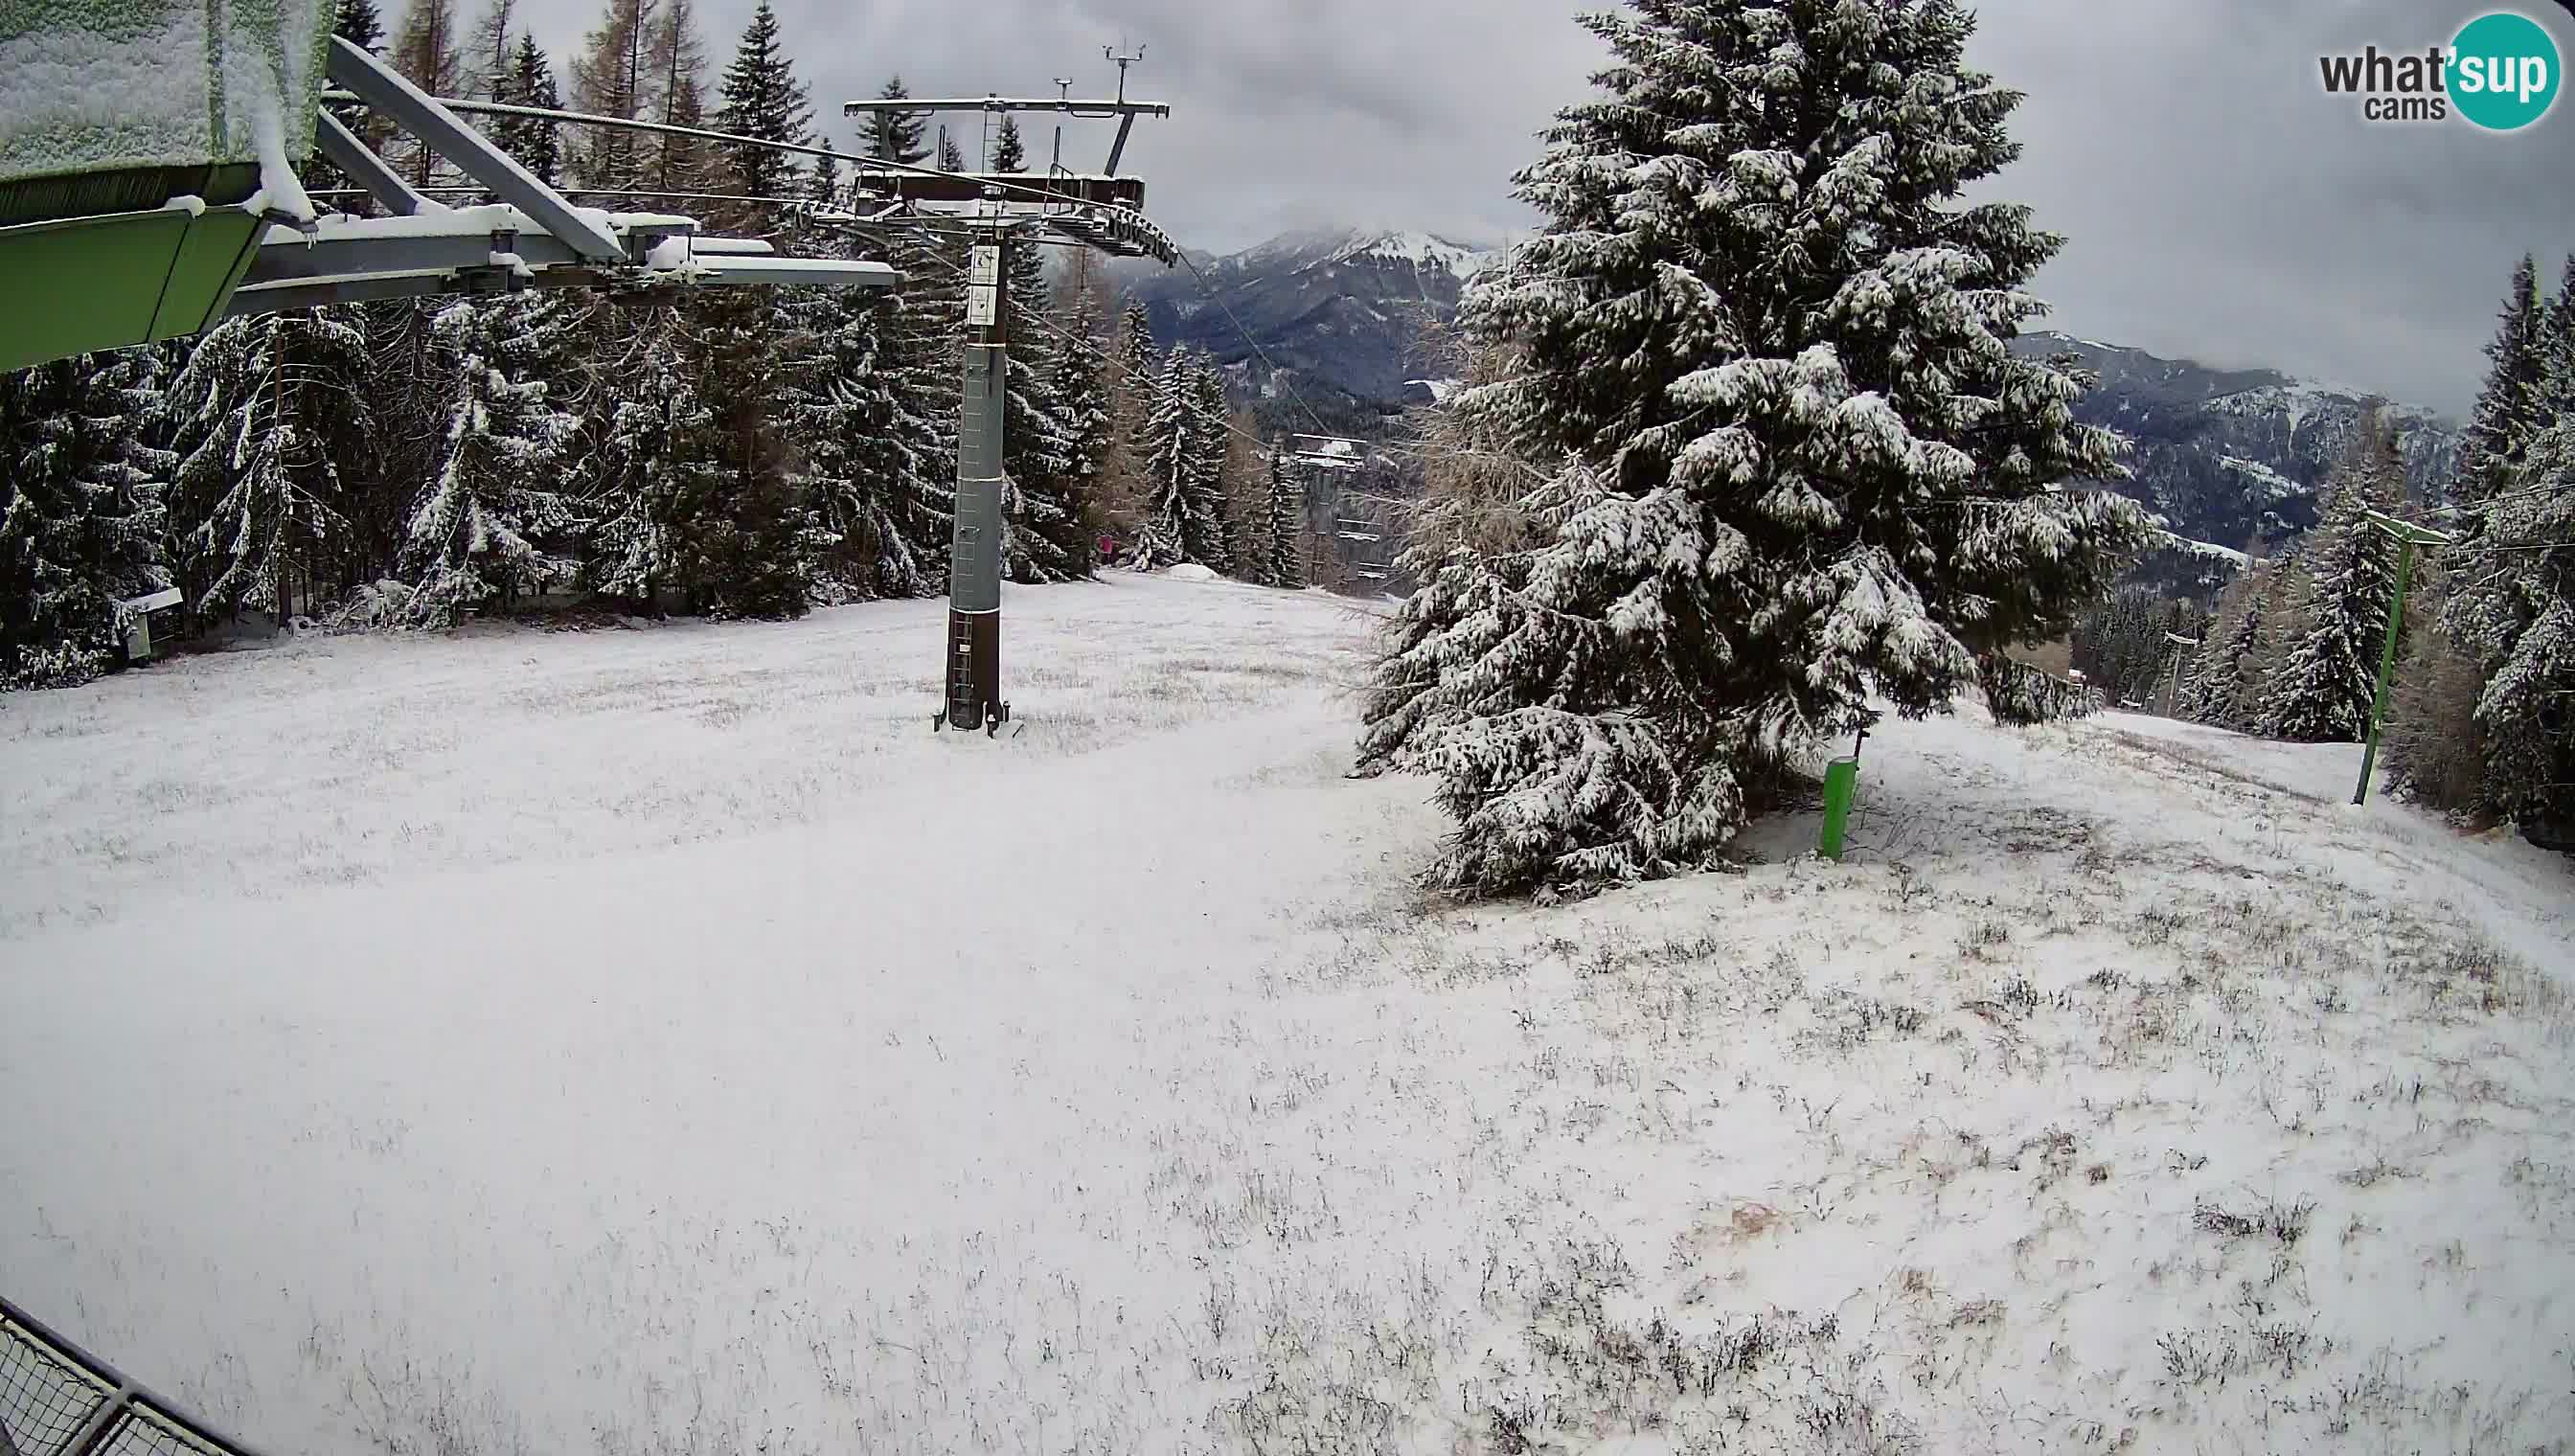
[1, 573, 2569, 1455]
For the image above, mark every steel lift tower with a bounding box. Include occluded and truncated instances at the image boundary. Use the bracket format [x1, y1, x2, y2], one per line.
[839, 54, 1177, 736]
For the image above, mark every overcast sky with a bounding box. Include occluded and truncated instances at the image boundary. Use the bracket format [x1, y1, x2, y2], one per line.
[512, 0, 2575, 417]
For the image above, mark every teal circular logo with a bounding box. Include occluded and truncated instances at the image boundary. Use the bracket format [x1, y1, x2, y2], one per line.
[2451, 11, 2562, 130]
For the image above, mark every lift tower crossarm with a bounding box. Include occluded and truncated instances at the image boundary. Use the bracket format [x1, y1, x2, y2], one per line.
[839, 97, 1172, 119]
[839, 90, 1169, 175]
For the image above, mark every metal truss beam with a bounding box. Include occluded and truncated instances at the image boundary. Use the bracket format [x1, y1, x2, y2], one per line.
[225, 253, 896, 321]
[326, 35, 625, 261]
[840, 96, 1173, 121]
[314, 111, 445, 217]
[841, 170, 1145, 210]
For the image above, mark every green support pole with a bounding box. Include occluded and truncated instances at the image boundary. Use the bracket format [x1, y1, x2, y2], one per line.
[2353, 536, 2416, 808]
[1819, 757, 1859, 861]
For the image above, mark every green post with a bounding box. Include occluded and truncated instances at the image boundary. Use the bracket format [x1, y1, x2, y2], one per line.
[2353, 536, 2416, 808]
[1819, 757, 1859, 860]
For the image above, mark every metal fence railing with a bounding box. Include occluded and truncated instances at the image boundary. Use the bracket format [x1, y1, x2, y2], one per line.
[2, 1294, 265, 1456]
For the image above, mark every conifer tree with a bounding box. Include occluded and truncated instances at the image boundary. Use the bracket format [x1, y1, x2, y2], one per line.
[1218, 407, 1271, 582]
[1356, 0, 2148, 895]
[938, 130, 966, 171]
[1184, 354, 1234, 572]
[2446, 256, 2575, 827]
[1051, 279, 1115, 543]
[0, 350, 174, 687]
[1267, 449, 1307, 588]
[579, 340, 718, 608]
[991, 116, 1028, 174]
[492, 34, 566, 187]
[773, 278, 931, 600]
[2450, 255, 2550, 512]
[2382, 565, 2491, 813]
[2260, 411, 2404, 741]
[168, 312, 374, 626]
[862, 77, 930, 166]
[2181, 565, 2262, 724]
[400, 295, 581, 626]
[865, 233, 962, 587]
[1132, 346, 1206, 569]
[713, 0, 811, 225]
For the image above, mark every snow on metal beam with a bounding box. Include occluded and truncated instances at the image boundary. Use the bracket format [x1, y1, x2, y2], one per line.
[686, 256, 898, 288]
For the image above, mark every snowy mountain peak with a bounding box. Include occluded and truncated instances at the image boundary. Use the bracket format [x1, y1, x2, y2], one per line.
[1312, 229, 1494, 281]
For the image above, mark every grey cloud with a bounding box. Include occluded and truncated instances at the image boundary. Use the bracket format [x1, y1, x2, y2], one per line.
[500, 0, 2569, 415]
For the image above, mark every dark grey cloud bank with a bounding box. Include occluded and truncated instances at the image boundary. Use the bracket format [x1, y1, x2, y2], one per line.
[513, 0, 2574, 416]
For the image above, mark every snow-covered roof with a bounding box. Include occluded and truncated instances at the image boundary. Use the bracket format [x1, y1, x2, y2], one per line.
[0, 0, 331, 186]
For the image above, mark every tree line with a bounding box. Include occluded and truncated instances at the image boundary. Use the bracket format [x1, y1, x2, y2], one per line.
[0, 0, 1312, 692]
[2069, 253, 2573, 833]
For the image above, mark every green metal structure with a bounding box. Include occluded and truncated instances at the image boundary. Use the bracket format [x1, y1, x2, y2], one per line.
[2352, 511, 2454, 808]
[0, 0, 332, 371]
[0, 5, 899, 375]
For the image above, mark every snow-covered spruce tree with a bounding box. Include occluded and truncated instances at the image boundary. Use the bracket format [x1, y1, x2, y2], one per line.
[400, 294, 581, 626]
[1130, 346, 1205, 570]
[2451, 255, 2550, 513]
[2448, 259, 2575, 829]
[868, 233, 963, 590]
[1184, 353, 1235, 572]
[1051, 277, 1115, 543]
[1267, 449, 1308, 588]
[1356, 0, 2148, 896]
[0, 351, 175, 688]
[991, 115, 1028, 173]
[772, 197, 933, 601]
[168, 311, 372, 626]
[2259, 411, 2404, 741]
[578, 342, 720, 609]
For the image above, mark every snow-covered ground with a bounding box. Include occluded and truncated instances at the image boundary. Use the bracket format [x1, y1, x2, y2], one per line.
[2, 574, 2569, 1456]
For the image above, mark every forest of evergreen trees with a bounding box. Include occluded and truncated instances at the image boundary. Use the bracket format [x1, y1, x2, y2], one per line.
[0, 0, 1312, 692]
[2072, 255, 2575, 835]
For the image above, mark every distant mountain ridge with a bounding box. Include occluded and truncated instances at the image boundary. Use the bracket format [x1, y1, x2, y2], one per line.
[1112, 229, 2460, 598]
[2008, 331, 2460, 594]
[1112, 227, 1502, 421]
